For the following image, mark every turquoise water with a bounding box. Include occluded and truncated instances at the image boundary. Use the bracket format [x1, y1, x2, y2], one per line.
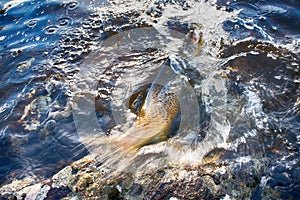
[0, 0, 299, 198]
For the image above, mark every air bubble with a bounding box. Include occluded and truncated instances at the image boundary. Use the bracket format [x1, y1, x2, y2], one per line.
[45, 120, 57, 131]
[67, 1, 79, 10]
[26, 19, 38, 28]
[43, 25, 58, 34]
[259, 16, 266, 21]
[272, 25, 278, 31]
[57, 17, 72, 26]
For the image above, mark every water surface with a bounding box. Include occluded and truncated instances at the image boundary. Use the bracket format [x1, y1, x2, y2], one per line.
[0, 0, 299, 198]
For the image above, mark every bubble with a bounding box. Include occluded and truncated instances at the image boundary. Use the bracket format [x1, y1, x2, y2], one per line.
[17, 58, 35, 71]
[57, 17, 72, 27]
[66, 1, 79, 10]
[259, 16, 266, 21]
[25, 19, 38, 28]
[272, 25, 278, 31]
[45, 120, 57, 131]
[43, 25, 58, 34]
[65, 27, 82, 36]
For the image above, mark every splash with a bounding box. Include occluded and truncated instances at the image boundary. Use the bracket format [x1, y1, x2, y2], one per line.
[70, 0, 240, 171]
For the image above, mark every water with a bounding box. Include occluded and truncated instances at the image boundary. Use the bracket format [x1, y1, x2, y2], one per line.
[0, 0, 299, 198]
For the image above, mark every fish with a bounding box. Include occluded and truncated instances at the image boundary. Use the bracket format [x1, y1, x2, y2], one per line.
[115, 84, 180, 152]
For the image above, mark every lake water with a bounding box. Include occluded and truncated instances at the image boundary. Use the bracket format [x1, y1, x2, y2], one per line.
[0, 0, 299, 199]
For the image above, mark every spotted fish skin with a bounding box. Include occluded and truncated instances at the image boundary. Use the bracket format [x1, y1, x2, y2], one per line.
[117, 84, 180, 152]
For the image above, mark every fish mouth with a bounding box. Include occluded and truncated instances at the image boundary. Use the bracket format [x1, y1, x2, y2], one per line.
[128, 84, 150, 117]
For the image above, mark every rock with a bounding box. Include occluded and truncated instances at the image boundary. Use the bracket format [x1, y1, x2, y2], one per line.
[17, 183, 42, 200]
[0, 153, 273, 199]
[35, 185, 51, 200]
[52, 166, 73, 188]
[0, 177, 35, 196]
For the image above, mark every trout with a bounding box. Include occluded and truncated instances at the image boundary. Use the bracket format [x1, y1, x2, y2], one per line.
[116, 84, 180, 152]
